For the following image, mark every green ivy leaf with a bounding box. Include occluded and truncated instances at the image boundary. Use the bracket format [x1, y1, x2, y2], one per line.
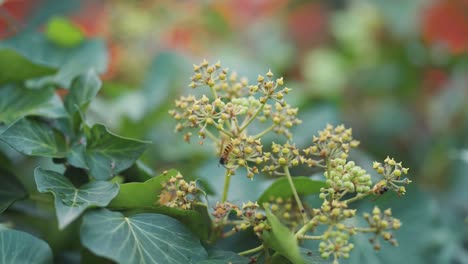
[0, 118, 67, 158]
[196, 249, 249, 264]
[64, 70, 101, 116]
[108, 169, 211, 239]
[263, 207, 304, 264]
[45, 16, 84, 48]
[0, 85, 67, 124]
[0, 167, 27, 213]
[0, 32, 107, 87]
[34, 168, 119, 229]
[258, 177, 326, 205]
[78, 124, 150, 180]
[0, 49, 57, 84]
[80, 209, 208, 264]
[0, 229, 53, 264]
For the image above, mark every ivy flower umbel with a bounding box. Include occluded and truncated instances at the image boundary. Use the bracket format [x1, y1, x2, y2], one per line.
[170, 60, 302, 180]
[363, 207, 401, 250]
[158, 173, 199, 210]
[304, 124, 360, 166]
[372, 157, 411, 196]
[262, 142, 306, 175]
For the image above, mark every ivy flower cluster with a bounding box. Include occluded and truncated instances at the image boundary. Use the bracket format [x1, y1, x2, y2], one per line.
[158, 173, 199, 210]
[212, 201, 269, 238]
[170, 60, 302, 179]
[170, 61, 412, 264]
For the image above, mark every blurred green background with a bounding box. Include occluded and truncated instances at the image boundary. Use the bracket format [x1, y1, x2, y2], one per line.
[1, 0, 467, 263]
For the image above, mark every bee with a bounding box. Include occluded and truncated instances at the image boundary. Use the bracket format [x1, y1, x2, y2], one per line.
[219, 141, 233, 167]
[372, 180, 389, 198]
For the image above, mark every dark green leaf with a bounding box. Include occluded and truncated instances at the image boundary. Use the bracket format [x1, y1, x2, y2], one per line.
[258, 177, 326, 205]
[197, 249, 249, 264]
[34, 168, 119, 229]
[0, 229, 53, 264]
[0, 118, 67, 158]
[0, 85, 66, 124]
[0, 49, 57, 84]
[263, 207, 304, 264]
[108, 169, 211, 239]
[82, 124, 150, 180]
[0, 168, 27, 213]
[0, 32, 107, 87]
[80, 209, 208, 264]
[45, 16, 84, 48]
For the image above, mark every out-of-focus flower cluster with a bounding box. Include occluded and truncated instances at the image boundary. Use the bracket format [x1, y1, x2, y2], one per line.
[158, 173, 199, 210]
[212, 201, 269, 237]
[263, 196, 306, 231]
[364, 207, 401, 250]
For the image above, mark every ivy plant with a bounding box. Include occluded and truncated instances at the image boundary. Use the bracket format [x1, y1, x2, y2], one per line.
[0, 28, 412, 264]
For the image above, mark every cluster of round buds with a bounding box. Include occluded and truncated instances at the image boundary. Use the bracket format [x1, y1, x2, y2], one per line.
[303, 124, 360, 164]
[249, 70, 291, 105]
[363, 207, 401, 250]
[319, 228, 355, 263]
[158, 173, 199, 210]
[212, 202, 242, 224]
[239, 201, 269, 236]
[263, 196, 306, 231]
[220, 135, 267, 179]
[320, 158, 372, 200]
[314, 200, 357, 224]
[373, 157, 411, 196]
[259, 102, 302, 139]
[262, 142, 307, 175]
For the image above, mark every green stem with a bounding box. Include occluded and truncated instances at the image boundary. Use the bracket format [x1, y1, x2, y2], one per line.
[221, 170, 232, 203]
[355, 227, 376, 233]
[253, 124, 276, 140]
[301, 235, 323, 240]
[239, 103, 266, 133]
[295, 219, 315, 239]
[239, 245, 264, 256]
[342, 190, 373, 204]
[283, 166, 308, 224]
[210, 85, 218, 99]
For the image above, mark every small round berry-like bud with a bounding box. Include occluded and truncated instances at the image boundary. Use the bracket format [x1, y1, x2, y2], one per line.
[207, 79, 215, 87]
[206, 118, 214, 125]
[278, 157, 287, 165]
[384, 208, 392, 216]
[392, 220, 401, 230]
[377, 167, 384, 174]
[276, 77, 284, 85]
[394, 169, 402, 177]
[189, 82, 196, 88]
[257, 75, 265, 82]
[319, 215, 328, 222]
[238, 159, 246, 166]
[380, 220, 389, 228]
[276, 92, 284, 99]
[266, 69, 273, 77]
[176, 190, 184, 197]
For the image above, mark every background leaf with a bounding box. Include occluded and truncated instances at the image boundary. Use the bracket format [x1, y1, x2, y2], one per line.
[0, 50, 57, 84]
[80, 209, 208, 264]
[34, 168, 119, 229]
[0, 32, 107, 87]
[45, 16, 84, 48]
[0, 85, 66, 124]
[263, 207, 304, 264]
[0, 118, 67, 158]
[0, 167, 27, 213]
[258, 177, 326, 205]
[64, 70, 101, 116]
[0, 229, 53, 264]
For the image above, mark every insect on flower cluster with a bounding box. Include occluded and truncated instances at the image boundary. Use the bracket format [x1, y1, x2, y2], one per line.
[168, 60, 412, 264]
